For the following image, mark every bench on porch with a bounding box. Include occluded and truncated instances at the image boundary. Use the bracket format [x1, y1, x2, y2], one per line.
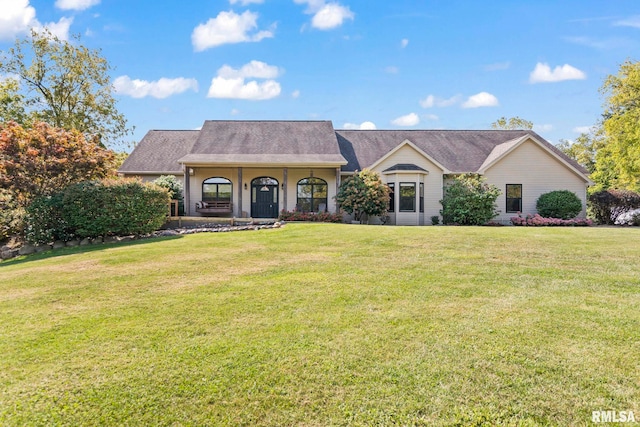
[196, 201, 233, 215]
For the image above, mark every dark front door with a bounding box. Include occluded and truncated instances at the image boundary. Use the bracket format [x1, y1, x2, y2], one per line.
[251, 177, 279, 218]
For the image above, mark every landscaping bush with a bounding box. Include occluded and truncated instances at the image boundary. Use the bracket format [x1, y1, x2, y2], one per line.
[536, 190, 582, 219]
[511, 213, 593, 227]
[63, 179, 170, 238]
[24, 193, 73, 245]
[153, 175, 184, 215]
[279, 210, 343, 223]
[335, 169, 389, 223]
[440, 174, 501, 225]
[588, 189, 640, 224]
[0, 190, 23, 242]
[23, 179, 170, 243]
[614, 208, 640, 226]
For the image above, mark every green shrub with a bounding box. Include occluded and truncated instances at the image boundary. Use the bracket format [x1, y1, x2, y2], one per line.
[335, 169, 389, 223]
[430, 215, 440, 225]
[23, 179, 171, 243]
[536, 190, 582, 219]
[440, 174, 501, 225]
[153, 175, 184, 216]
[0, 190, 24, 242]
[588, 189, 640, 224]
[63, 179, 170, 238]
[24, 193, 73, 245]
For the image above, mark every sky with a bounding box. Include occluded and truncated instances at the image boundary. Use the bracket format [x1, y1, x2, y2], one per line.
[1, 0, 639, 149]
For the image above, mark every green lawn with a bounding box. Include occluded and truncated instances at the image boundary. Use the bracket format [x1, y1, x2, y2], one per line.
[1, 224, 639, 426]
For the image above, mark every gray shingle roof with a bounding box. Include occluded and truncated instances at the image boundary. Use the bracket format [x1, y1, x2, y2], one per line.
[336, 129, 588, 175]
[183, 120, 346, 165]
[119, 121, 589, 180]
[119, 130, 199, 174]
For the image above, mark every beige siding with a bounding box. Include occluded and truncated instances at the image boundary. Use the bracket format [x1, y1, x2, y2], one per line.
[371, 144, 444, 225]
[484, 139, 589, 223]
[188, 167, 339, 217]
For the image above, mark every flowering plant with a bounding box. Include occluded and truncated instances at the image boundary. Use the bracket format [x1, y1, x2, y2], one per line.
[279, 210, 343, 223]
[510, 213, 593, 227]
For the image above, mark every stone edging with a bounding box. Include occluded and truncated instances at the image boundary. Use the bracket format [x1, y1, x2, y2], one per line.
[0, 221, 284, 261]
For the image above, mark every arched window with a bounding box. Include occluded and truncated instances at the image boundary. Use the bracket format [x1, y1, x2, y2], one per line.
[202, 177, 232, 202]
[297, 177, 328, 212]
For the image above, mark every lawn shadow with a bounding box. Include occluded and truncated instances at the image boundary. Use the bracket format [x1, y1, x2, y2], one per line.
[0, 235, 184, 268]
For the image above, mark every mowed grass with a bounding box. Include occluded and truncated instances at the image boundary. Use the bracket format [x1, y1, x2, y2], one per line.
[0, 224, 639, 426]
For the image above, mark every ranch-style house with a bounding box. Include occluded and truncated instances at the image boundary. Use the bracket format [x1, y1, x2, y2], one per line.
[118, 120, 592, 225]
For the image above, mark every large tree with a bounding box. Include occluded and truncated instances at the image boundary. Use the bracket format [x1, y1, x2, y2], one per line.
[0, 30, 130, 148]
[0, 121, 116, 207]
[598, 60, 640, 191]
[491, 116, 533, 130]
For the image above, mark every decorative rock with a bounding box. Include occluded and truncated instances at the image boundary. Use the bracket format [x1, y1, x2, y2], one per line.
[103, 236, 120, 244]
[160, 230, 179, 237]
[79, 238, 91, 246]
[120, 236, 135, 242]
[66, 240, 80, 247]
[92, 236, 103, 244]
[34, 244, 50, 253]
[53, 241, 66, 249]
[18, 245, 36, 255]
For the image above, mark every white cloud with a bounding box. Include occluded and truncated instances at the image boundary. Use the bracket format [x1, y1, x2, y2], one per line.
[0, 0, 37, 40]
[419, 94, 461, 108]
[401, 38, 409, 48]
[573, 126, 593, 134]
[391, 113, 419, 127]
[0, 0, 77, 41]
[343, 121, 376, 130]
[312, 3, 354, 29]
[292, 90, 300, 98]
[229, 0, 264, 5]
[207, 61, 282, 100]
[614, 15, 640, 28]
[462, 92, 499, 108]
[192, 10, 274, 51]
[529, 62, 586, 83]
[34, 16, 74, 40]
[424, 114, 439, 121]
[385, 66, 399, 74]
[113, 76, 199, 99]
[295, 0, 354, 30]
[218, 60, 281, 79]
[230, 108, 240, 115]
[55, 0, 100, 11]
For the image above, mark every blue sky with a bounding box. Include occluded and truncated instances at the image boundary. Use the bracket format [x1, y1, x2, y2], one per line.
[1, 0, 639, 148]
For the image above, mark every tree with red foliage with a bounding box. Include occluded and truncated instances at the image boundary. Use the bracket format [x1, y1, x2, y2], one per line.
[0, 121, 116, 207]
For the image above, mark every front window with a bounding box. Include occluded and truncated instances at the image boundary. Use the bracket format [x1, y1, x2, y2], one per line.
[400, 183, 416, 212]
[297, 177, 328, 212]
[203, 177, 232, 202]
[419, 183, 424, 213]
[388, 183, 395, 212]
[506, 184, 522, 213]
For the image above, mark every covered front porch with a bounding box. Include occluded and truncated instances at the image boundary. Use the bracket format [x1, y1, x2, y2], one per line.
[180, 164, 344, 219]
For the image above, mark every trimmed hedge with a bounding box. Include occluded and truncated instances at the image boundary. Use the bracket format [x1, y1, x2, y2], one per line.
[511, 214, 592, 227]
[588, 189, 640, 225]
[279, 210, 343, 223]
[536, 190, 582, 219]
[25, 179, 170, 245]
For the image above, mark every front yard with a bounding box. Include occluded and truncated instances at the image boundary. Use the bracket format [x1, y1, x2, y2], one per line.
[1, 224, 638, 425]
